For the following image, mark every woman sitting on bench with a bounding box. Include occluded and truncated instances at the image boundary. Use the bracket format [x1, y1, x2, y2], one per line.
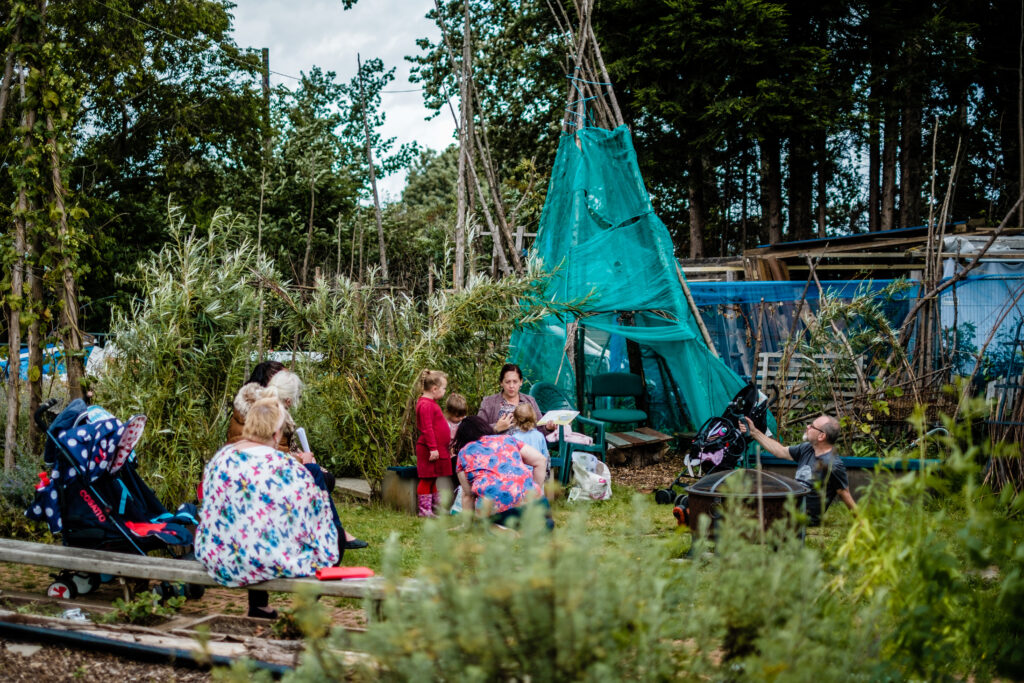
[195, 396, 343, 618]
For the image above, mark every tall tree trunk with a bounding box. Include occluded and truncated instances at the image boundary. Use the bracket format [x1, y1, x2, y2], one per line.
[900, 101, 923, 228]
[27, 233, 44, 449]
[687, 153, 705, 258]
[301, 161, 316, 287]
[6, 95, 35, 471]
[815, 128, 829, 237]
[881, 107, 898, 230]
[760, 136, 783, 244]
[452, 11, 471, 290]
[1019, 0, 1024, 227]
[46, 114, 84, 400]
[868, 79, 881, 232]
[0, 13, 22, 129]
[740, 146, 749, 251]
[788, 134, 813, 240]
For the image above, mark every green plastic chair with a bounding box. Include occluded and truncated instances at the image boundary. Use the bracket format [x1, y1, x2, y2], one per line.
[529, 382, 606, 486]
[588, 372, 648, 428]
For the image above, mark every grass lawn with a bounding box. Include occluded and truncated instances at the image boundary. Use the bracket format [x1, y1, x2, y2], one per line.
[330, 480, 860, 575]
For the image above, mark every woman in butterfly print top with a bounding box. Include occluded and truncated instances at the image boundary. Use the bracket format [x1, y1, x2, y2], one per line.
[195, 397, 339, 590]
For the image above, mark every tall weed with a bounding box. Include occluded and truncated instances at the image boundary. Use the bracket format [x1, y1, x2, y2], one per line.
[834, 399, 1024, 680]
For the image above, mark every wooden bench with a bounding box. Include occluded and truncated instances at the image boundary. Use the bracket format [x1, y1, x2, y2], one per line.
[0, 538, 410, 618]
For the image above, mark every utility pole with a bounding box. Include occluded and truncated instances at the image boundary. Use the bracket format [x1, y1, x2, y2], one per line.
[256, 47, 270, 363]
[357, 53, 388, 281]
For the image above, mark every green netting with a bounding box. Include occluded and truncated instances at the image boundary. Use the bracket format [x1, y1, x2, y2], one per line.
[509, 125, 748, 432]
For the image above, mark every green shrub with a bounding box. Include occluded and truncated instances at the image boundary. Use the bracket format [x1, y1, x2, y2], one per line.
[835, 400, 1024, 680]
[0, 456, 49, 539]
[299, 503, 690, 682]
[98, 591, 186, 626]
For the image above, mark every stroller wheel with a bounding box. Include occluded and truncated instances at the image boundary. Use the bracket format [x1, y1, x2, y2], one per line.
[47, 571, 99, 599]
[183, 583, 206, 601]
[672, 505, 689, 528]
[153, 581, 184, 602]
[47, 577, 76, 599]
[654, 488, 675, 505]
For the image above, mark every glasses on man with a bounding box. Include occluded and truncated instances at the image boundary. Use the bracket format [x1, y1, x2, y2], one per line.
[807, 424, 824, 434]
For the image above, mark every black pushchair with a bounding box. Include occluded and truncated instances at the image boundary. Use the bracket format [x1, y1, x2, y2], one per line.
[25, 398, 201, 599]
[654, 385, 774, 520]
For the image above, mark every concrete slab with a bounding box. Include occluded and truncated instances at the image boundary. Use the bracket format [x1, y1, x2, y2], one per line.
[335, 478, 372, 501]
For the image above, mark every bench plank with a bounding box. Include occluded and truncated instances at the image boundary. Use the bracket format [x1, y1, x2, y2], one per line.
[0, 538, 390, 600]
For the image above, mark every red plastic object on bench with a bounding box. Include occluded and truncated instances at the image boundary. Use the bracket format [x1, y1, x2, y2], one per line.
[316, 566, 375, 581]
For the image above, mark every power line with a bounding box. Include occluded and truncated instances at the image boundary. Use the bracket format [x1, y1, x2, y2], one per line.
[84, 0, 302, 81]
[84, 0, 428, 94]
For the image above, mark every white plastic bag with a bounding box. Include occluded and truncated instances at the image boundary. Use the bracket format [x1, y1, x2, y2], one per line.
[567, 452, 612, 502]
[449, 485, 463, 514]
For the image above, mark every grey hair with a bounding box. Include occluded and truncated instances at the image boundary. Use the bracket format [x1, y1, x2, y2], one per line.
[819, 415, 840, 444]
[268, 370, 304, 408]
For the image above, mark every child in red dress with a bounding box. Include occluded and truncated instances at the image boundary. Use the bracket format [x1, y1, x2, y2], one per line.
[414, 370, 452, 517]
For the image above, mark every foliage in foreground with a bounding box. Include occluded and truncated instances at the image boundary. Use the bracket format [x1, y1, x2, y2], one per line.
[97, 591, 185, 626]
[218, 411, 1024, 682]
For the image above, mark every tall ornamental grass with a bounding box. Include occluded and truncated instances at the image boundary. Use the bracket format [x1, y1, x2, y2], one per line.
[285, 264, 573, 488]
[95, 207, 273, 504]
[93, 205, 571, 504]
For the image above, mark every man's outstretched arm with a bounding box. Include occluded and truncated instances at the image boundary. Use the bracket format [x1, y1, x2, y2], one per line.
[740, 417, 792, 460]
[836, 488, 857, 514]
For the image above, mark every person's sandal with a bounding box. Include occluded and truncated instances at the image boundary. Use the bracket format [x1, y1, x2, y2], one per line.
[344, 538, 369, 550]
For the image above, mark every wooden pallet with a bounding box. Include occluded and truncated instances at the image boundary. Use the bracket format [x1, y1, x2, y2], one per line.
[605, 427, 673, 465]
[757, 351, 863, 413]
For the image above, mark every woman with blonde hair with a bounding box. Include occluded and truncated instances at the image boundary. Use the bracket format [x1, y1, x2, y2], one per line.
[226, 362, 368, 550]
[197, 395, 344, 618]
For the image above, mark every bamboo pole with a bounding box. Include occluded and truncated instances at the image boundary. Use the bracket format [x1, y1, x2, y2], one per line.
[674, 262, 719, 357]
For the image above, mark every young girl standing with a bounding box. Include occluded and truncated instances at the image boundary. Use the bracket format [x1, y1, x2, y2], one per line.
[414, 370, 452, 517]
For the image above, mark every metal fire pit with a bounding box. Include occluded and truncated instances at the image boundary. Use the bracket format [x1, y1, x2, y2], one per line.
[685, 469, 810, 539]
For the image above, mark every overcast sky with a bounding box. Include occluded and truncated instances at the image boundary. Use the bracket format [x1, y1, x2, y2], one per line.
[228, 0, 457, 200]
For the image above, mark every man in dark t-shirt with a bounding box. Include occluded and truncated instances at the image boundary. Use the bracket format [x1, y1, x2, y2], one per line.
[739, 414, 857, 526]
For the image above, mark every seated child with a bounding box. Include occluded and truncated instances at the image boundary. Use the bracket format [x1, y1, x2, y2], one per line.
[510, 402, 550, 463]
[445, 393, 468, 438]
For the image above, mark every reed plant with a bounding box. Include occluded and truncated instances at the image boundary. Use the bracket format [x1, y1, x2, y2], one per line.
[94, 207, 275, 504]
[285, 263, 573, 487]
[92, 204, 570, 503]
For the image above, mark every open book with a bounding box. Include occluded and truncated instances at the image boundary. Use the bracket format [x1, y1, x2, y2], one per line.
[537, 409, 579, 427]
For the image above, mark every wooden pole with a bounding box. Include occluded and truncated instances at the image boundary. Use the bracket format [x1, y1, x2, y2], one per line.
[357, 53, 388, 281]
[674, 262, 719, 357]
[256, 47, 270, 363]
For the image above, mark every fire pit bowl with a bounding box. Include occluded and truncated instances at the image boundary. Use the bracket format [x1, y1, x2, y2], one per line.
[685, 469, 811, 539]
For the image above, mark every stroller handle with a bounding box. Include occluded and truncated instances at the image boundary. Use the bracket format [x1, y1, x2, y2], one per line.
[34, 398, 61, 432]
